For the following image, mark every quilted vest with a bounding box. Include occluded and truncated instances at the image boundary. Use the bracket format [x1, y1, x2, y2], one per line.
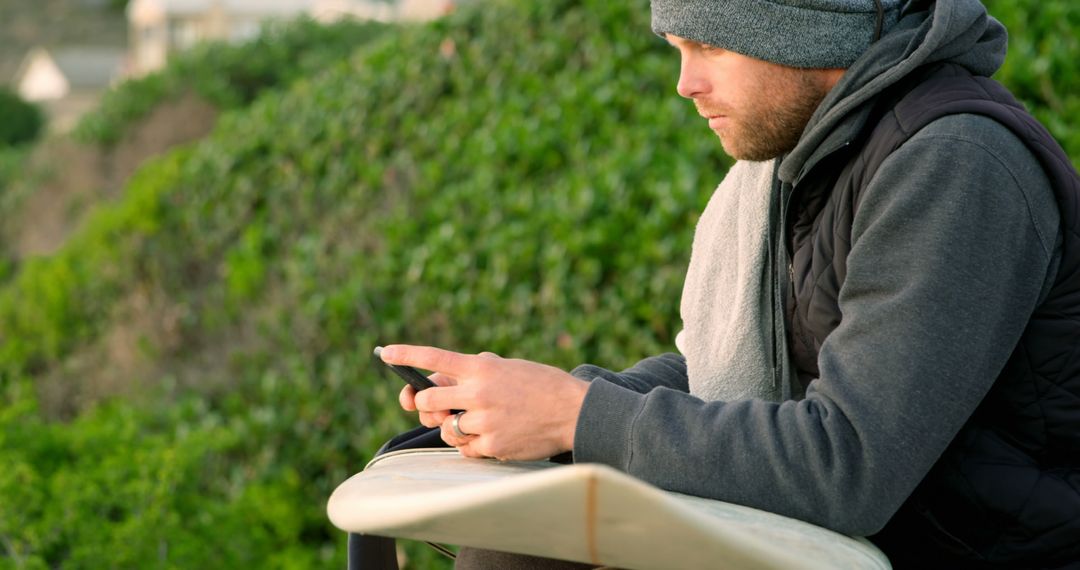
[785, 63, 1080, 567]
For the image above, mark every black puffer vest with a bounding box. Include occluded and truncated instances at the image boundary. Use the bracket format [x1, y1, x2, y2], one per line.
[785, 63, 1080, 567]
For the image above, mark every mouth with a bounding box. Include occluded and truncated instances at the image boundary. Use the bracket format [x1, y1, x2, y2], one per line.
[704, 114, 727, 129]
[696, 102, 729, 130]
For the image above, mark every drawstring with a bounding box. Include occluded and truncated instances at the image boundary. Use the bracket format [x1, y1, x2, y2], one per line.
[873, 0, 885, 42]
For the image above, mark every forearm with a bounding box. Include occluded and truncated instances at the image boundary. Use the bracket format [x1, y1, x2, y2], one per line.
[570, 352, 688, 394]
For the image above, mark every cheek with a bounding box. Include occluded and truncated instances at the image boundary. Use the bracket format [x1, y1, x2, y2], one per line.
[730, 70, 770, 108]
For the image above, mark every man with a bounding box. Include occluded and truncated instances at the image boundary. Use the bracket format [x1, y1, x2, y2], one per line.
[379, 0, 1080, 567]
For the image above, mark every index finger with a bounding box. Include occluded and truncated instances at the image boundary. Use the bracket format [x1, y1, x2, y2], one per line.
[379, 344, 484, 379]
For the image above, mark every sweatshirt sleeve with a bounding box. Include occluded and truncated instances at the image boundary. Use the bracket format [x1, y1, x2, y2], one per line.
[570, 352, 688, 394]
[572, 115, 1061, 536]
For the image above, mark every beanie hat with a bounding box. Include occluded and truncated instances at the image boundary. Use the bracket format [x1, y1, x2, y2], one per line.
[651, 0, 904, 69]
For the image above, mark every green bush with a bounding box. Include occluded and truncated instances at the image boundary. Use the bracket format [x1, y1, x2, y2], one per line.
[0, 385, 334, 568]
[0, 89, 44, 148]
[0, 149, 179, 373]
[0, 146, 34, 273]
[3, 1, 721, 566]
[74, 17, 389, 146]
[986, 0, 1080, 166]
[0, 147, 29, 194]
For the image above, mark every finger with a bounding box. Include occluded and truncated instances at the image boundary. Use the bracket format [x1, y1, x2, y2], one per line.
[439, 421, 458, 446]
[399, 371, 452, 411]
[477, 351, 501, 359]
[414, 385, 473, 413]
[455, 442, 486, 459]
[379, 345, 486, 380]
[439, 415, 474, 447]
[399, 385, 417, 411]
[456, 439, 486, 458]
[429, 372, 456, 387]
[420, 409, 451, 428]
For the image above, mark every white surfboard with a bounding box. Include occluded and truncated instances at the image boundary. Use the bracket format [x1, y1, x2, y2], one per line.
[327, 448, 892, 569]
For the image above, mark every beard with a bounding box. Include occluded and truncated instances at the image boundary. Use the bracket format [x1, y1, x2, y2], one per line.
[698, 68, 832, 162]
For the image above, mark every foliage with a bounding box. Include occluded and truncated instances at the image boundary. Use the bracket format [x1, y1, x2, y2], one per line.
[986, 0, 1080, 167]
[0, 0, 1074, 568]
[0, 147, 29, 196]
[0, 379, 373, 568]
[0, 149, 178, 371]
[0, 88, 44, 148]
[3, 0, 722, 566]
[0, 145, 38, 271]
[74, 17, 389, 146]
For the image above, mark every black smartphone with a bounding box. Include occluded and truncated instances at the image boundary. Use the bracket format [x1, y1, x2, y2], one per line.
[374, 346, 437, 391]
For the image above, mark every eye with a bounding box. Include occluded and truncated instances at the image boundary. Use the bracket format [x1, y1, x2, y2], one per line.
[698, 42, 723, 54]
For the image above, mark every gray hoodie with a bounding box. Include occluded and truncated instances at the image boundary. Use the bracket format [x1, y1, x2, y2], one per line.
[571, 0, 1061, 537]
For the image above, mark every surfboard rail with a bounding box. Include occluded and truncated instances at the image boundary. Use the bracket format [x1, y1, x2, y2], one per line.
[328, 448, 892, 570]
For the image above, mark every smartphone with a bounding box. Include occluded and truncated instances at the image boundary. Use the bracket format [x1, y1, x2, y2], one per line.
[374, 346, 437, 391]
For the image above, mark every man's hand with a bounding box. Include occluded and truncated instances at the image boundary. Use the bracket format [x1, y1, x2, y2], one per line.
[383, 344, 589, 461]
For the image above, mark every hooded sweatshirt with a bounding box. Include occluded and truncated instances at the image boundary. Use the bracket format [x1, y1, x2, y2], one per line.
[570, 0, 1067, 557]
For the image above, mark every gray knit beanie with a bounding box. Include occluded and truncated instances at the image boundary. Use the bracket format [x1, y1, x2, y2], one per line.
[651, 0, 904, 69]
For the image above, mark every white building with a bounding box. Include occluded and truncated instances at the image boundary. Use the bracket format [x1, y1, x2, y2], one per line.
[127, 0, 464, 75]
[14, 47, 126, 132]
[311, 0, 458, 23]
[127, 0, 316, 74]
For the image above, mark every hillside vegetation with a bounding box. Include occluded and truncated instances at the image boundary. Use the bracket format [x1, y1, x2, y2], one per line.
[1, 1, 724, 566]
[0, 0, 1075, 568]
[75, 17, 389, 146]
[0, 18, 388, 267]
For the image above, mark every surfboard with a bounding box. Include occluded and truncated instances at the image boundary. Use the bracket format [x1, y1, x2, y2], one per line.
[327, 448, 892, 569]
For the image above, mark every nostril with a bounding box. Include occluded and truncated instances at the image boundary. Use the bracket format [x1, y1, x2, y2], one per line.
[676, 79, 696, 99]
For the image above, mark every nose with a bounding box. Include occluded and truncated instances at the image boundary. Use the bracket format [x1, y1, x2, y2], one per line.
[676, 54, 710, 100]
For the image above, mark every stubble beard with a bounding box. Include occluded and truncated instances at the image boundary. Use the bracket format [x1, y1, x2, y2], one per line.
[703, 70, 832, 162]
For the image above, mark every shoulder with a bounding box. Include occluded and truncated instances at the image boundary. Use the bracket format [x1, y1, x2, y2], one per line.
[911, 113, 1043, 177]
[849, 112, 1061, 265]
[908, 113, 1057, 244]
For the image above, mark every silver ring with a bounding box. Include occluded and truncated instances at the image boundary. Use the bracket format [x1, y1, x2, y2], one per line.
[451, 411, 472, 438]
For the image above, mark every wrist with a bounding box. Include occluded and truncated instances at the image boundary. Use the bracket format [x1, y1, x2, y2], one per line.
[562, 377, 590, 453]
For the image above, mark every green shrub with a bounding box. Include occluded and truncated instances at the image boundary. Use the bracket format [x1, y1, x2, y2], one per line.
[0, 89, 44, 147]
[0, 149, 180, 374]
[0, 147, 29, 193]
[75, 17, 389, 146]
[0, 146, 34, 272]
[986, 0, 1079, 166]
[0, 387, 312, 568]
[2, 1, 724, 566]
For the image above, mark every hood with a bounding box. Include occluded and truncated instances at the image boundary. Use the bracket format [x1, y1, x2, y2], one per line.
[779, 0, 1008, 185]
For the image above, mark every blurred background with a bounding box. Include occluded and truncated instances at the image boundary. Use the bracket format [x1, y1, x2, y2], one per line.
[0, 0, 1076, 568]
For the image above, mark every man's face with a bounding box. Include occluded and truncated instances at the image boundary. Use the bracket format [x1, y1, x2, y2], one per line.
[665, 34, 840, 161]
